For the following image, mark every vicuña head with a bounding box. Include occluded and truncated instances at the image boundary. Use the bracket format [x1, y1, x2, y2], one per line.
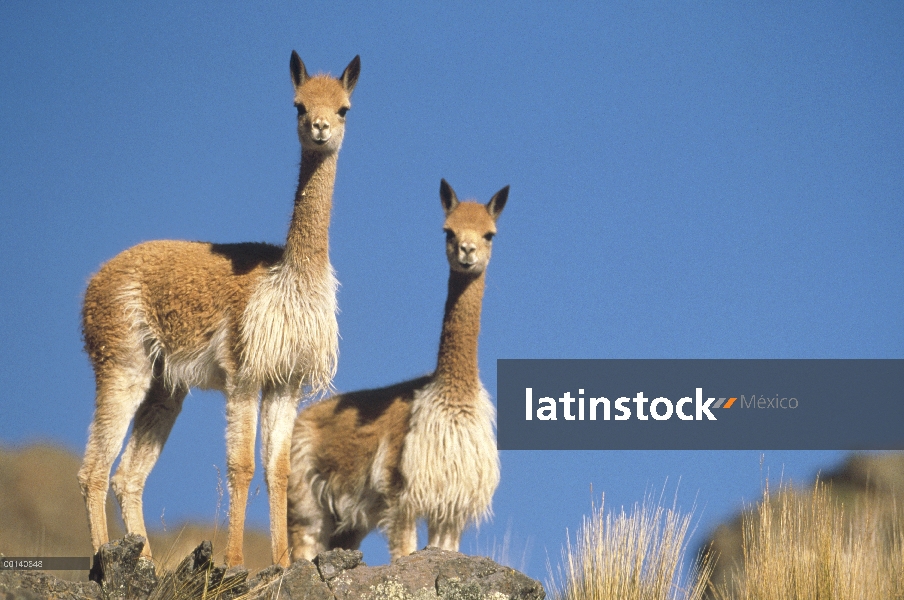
[77, 52, 359, 569]
[291, 51, 359, 154]
[287, 180, 507, 562]
[441, 178, 503, 276]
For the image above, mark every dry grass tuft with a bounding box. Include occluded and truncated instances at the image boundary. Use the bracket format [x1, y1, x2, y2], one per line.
[709, 480, 904, 599]
[550, 492, 712, 600]
[469, 519, 533, 574]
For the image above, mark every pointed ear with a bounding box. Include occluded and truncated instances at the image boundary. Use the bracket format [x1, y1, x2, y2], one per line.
[290, 51, 309, 89]
[341, 55, 361, 95]
[440, 179, 459, 215]
[486, 185, 509, 220]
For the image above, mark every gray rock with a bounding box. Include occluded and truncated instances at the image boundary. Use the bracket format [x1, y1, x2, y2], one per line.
[89, 534, 157, 599]
[2, 539, 544, 600]
[313, 549, 364, 581]
[0, 569, 102, 600]
[322, 547, 545, 600]
[245, 560, 333, 600]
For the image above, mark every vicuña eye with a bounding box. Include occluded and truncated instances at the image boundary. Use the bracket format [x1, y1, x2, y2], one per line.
[444, 229, 454, 242]
[296, 103, 307, 116]
[484, 233, 495, 241]
[338, 106, 349, 117]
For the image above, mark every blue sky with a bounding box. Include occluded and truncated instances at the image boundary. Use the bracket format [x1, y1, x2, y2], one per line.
[1, 1, 902, 583]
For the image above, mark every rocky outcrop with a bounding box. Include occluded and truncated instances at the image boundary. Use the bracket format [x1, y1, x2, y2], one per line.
[0, 535, 545, 600]
[0, 570, 101, 600]
[312, 547, 544, 600]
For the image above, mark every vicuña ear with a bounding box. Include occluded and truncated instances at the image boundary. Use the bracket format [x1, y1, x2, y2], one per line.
[440, 179, 459, 215]
[341, 56, 361, 95]
[486, 186, 509, 220]
[290, 51, 309, 89]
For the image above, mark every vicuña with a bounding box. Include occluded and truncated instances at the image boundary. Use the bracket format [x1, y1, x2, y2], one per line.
[77, 52, 360, 567]
[287, 179, 506, 561]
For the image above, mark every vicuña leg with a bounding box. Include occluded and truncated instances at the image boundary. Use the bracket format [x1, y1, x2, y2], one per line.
[287, 501, 334, 562]
[427, 519, 464, 552]
[260, 386, 300, 567]
[110, 376, 187, 557]
[224, 391, 259, 568]
[78, 360, 153, 552]
[387, 508, 417, 560]
[330, 528, 367, 551]
[287, 444, 334, 562]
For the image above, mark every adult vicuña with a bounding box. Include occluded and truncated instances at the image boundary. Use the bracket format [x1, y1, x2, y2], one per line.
[77, 52, 360, 568]
[286, 179, 506, 561]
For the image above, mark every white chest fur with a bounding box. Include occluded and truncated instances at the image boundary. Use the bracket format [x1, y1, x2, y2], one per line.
[399, 379, 500, 525]
[240, 262, 339, 393]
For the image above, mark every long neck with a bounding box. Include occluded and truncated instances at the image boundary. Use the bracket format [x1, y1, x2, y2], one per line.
[434, 270, 485, 394]
[283, 150, 337, 274]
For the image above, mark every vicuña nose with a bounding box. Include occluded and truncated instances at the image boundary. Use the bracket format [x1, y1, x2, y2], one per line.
[460, 242, 476, 256]
[313, 119, 330, 132]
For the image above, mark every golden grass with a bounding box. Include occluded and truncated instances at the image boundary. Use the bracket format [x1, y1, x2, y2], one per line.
[550, 492, 712, 600]
[709, 481, 904, 600]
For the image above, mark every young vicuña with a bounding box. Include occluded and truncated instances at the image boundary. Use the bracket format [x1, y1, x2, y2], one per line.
[286, 179, 506, 561]
[77, 52, 360, 567]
